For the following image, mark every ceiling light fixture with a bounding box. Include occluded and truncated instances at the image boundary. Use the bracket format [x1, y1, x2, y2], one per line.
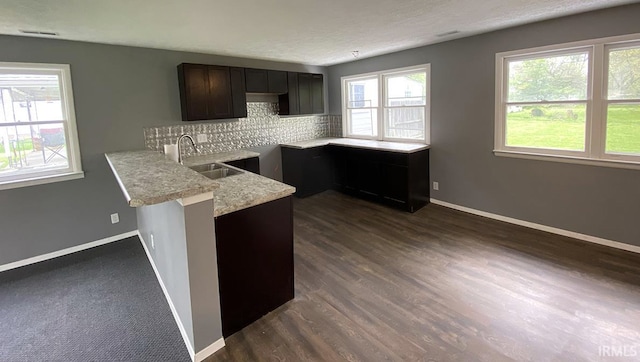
[19, 30, 59, 36]
[436, 30, 460, 38]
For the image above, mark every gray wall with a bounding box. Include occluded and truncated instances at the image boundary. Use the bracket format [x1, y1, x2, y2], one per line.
[0, 35, 326, 265]
[137, 197, 222, 353]
[137, 200, 194, 347]
[328, 4, 640, 247]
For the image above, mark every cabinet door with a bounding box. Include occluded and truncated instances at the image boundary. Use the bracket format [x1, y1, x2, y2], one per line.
[303, 147, 331, 197]
[226, 157, 260, 174]
[345, 150, 360, 192]
[206, 65, 233, 119]
[244, 157, 260, 174]
[298, 73, 312, 114]
[381, 163, 409, 207]
[311, 74, 324, 114]
[282, 147, 306, 195]
[224, 159, 246, 171]
[407, 149, 430, 212]
[245, 68, 269, 92]
[278, 72, 299, 115]
[178, 64, 209, 121]
[328, 146, 346, 189]
[229, 67, 247, 118]
[267, 70, 288, 93]
[215, 196, 294, 337]
[357, 151, 381, 197]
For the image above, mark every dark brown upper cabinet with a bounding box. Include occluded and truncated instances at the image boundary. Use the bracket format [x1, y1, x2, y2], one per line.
[278, 72, 299, 115]
[310, 73, 324, 114]
[245, 69, 288, 94]
[178, 63, 247, 121]
[298, 73, 312, 114]
[229, 67, 248, 118]
[280, 72, 324, 115]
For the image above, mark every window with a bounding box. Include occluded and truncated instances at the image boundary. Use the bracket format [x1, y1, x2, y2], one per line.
[0, 62, 83, 190]
[342, 65, 430, 143]
[495, 34, 640, 168]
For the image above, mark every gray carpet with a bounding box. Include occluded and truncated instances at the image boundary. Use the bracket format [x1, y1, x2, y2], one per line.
[0, 237, 191, 362]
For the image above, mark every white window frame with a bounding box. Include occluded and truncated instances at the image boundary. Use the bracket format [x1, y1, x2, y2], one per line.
[341, 64, 430, 144]
[495, 33, 640, 170]
[0, 62, 83, 190]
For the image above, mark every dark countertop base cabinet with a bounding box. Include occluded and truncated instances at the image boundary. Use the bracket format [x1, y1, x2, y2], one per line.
[281, 146, 331, 198]
[224, 156, 260, 174]
[282, 145, 430, 213]
[214, 196, 294, 337]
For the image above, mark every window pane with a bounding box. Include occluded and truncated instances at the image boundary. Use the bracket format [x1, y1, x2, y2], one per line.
[608, 47, 640, 100]
[507, 52, 589, 102]
[606, 104, 640, 155]
[385, 72, 426, 106]
[505, 104, 586, 151]
[346, 78, 378, 108]
[348, 108, 378, 137]
[0, 74, 63, 122]
[384, 107, 424, 140]
[0, 123, 69, 177]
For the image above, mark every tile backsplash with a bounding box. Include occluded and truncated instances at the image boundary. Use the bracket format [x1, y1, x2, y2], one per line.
[144, 102, 342, 156]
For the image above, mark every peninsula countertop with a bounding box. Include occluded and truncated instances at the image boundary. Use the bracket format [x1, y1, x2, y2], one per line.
[105, 150, 219, 207]
[106, 150, 295, 216]
[280, 137, 431, 153]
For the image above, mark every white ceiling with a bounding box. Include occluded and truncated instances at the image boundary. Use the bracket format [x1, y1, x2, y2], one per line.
[0, 0, 635, 66]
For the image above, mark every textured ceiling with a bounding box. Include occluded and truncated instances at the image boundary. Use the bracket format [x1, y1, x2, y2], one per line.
[0, 0, 636, 66]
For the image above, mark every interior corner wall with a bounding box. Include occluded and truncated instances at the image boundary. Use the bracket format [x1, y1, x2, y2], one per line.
[327, 4, 640, 247]
[0, 35, 327, 266]
[136, 201, 195, 348]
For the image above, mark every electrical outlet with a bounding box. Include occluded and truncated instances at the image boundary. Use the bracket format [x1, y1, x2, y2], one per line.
[150, 234, 155, 249]
[433, 181, 439, 191]
[110, 213, 119, 224]
[197, 134, 207, 143]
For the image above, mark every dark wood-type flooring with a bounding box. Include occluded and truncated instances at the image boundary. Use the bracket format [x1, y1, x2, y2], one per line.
[207, 191, 640, 361]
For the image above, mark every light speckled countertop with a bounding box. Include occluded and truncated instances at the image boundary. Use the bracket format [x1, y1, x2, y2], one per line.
[211, 168, 295, 217]
[105, 151, 218, 207]
[106, 149, 295, 216]
[280, 137, 430, 153]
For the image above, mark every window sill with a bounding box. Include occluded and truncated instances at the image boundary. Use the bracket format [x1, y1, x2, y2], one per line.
[0, 171, 85, 191]
[494, 150, 640, 171]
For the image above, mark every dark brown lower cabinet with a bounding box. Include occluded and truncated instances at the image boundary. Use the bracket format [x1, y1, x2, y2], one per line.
[224, 156, 260, 174]
[283, 144, 430, 212]
[281, 146, 332, 197]
[214, 196, 294, 337]
[329, 145, 430, 212]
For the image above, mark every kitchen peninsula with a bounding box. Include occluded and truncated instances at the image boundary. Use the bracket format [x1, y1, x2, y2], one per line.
[105, 149, 295, 360]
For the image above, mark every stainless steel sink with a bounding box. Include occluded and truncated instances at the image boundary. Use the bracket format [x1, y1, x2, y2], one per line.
[189, 163, 243, 180]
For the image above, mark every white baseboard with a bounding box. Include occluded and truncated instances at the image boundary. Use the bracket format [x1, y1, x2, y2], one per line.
[137, 232, 196, 361]
[195, 338, 226, 362]
[430, 198, 640, 255]
[0, 230, 139, 273]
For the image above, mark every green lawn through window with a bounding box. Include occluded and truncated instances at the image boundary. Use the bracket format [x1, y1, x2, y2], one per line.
[506, 104, 640, 155]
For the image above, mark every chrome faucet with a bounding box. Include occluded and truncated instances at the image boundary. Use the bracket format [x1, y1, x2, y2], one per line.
[177, 134, 198, 164]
